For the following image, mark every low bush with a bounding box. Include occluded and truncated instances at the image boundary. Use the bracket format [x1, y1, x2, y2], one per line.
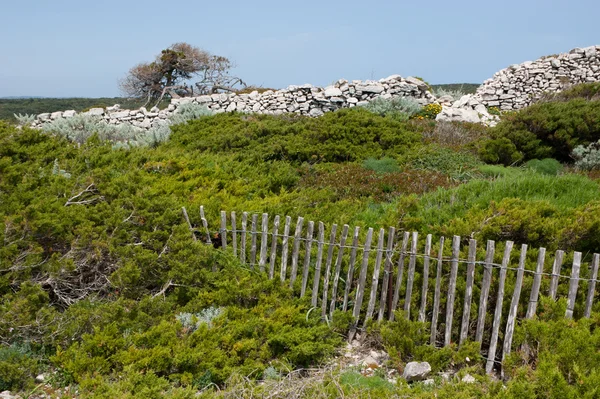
[524, 158, 563, 175]
[299, 163, 454, 202]
[170, 108, 423, 164]
[572, 140, 600, 171]
[362, 96, 422, 121]
[481, 84, 600, 164]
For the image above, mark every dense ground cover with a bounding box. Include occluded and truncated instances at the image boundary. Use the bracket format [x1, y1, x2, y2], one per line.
[1, 87, 600, 397]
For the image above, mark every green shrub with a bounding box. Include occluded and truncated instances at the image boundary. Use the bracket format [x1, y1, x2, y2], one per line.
[171, 108, 422, 164]
[572, 140, 600, 171]
[0, 344, 39, 392]
[407, 145, 483, 181]
[362, 157, 400, 174]
[362, 96, 423, 119]
[483, 94, 600, 163]
[524, 158, 563, 175]
[413, 103, 442, 120]
[479, 137, 523, 165]
[538, 82, 600, 102]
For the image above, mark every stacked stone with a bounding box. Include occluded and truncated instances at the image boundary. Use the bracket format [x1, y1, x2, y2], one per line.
[172, 75, 434, 116]
[476, 45, 600, 110]
[31, 104, 171, 130]
[30, 75, 434, 131]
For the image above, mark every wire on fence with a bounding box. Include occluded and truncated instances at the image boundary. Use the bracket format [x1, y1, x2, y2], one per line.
[207, 226, 599, 284]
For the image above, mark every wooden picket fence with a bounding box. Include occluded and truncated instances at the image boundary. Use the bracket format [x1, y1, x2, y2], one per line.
[182, 206, 600, 374]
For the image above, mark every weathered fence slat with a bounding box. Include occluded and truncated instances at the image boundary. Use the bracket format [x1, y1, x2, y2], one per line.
[390, 232, 410, 321]
[364, 228, 385, 326]
[378, 227, 396, 322]
[280, 216, 291, 282]
[330, 225, 349, 318]
[311, 222, 325, 307]
[240, 212, 248, 263]
[181, 207, 196, 241]
[430, 237, 445, 346]
[444, 236, 461, 347]
[259, 213, 269, 272]
[300, 221, 314, 297]
[200, 206, 211, 244]
[250, 214, 258, 269]
[475, 240, 495, 343]
[526, 247, 546, 319]
[220, 211, 228, 249]
[349, 228, 373, 341]
[321, 224, 338, 318]
[549, 250, 565, 300]
[418, 234, 433, 323]
[342, 227, 361, 312]
[269, 215, 280, 279]
[502, 244, 527, 365]
[566, 252, 582, 319]
[459, 239, 477, 345]
[486, 241, 514, 374]
[231, 212, 237, 257]
[289, 217, 305, 288]
[404, 232, 419, 319]
[585, 254, 600, 318]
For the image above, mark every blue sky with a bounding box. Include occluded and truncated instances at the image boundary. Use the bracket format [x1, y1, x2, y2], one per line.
[1, 0, 599, 97]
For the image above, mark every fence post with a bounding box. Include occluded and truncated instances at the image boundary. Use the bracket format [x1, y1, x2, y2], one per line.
[486, 241, 513, 374]
[321, 224, 338, 318]
[268, 215, 280, 279]
[502, 244, 527, 366]
[364, 228, 385, 327]
[240, 212, 248, 263]
[418, 234, 433, 323]
[444, 236, 461, 347]
[378, 227, 396, 322]
[330, 225, 349, 318]
[566, 252, 582, 319]
[526, 247, 546, 319]
[289, 217, 305, 288]
[220, 211, 228, 249]
[430, 236, 445, 346]
[181, 207, 196, 241]
[390, 232, 410, 321]
[250, 214, 258, 269]
[200, 206, 211, 244]
[280, 216, 291, 282]
[475, 240, 495, 343]
[300, 221, 315, 297]
[311, 222, 325, 307]
[342, 227, 361, 312]
[585, 254, 600, 318]
[460, 239, 477, 345]
[549, 250, 565, 300]
[404, 232, 419, 319]
[349, 228, 373, 342]
[231, 212, 237, 257]
[259, 213, 269, 272]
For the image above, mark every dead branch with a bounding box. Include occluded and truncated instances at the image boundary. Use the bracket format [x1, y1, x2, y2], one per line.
[64, 183, 104, 206]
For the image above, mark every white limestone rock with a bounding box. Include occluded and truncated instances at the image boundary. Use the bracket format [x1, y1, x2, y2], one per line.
[402, 362, 431, 382]
[324, 87, 343, 97]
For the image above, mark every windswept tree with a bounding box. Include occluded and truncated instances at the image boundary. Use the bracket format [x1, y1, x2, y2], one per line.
[119, 42, 246, 107]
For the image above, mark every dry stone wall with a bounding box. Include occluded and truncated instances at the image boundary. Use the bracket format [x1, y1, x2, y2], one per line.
[30, 75, 434, 130]
[475, 45, 600, 110]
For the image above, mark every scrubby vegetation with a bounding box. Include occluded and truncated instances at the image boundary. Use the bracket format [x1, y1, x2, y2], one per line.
[480, 83, 600, 164]
[2, 83, 600, 397]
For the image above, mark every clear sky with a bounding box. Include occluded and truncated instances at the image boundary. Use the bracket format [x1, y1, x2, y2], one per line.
[1, 0, 599, 98]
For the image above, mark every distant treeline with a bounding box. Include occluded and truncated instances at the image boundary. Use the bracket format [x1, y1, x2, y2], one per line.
[431, 83, 479, 94]
[0, 97, 168, 122]
[0, 84, 480, 122]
